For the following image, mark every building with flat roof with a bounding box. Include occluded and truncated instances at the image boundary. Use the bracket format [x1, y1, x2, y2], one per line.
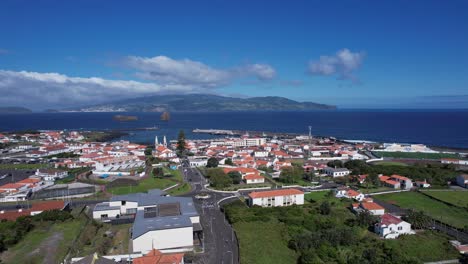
[92, 189, 201, 254]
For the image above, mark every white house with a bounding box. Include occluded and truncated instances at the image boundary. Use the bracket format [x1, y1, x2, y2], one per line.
[323, 167, 350, 177]
[254, 151, 269, 158]
[335, 188, 365, 201]
[92, 189, 201, 254]
[456, 174, 468, 188]
[248, 189, 304, 207]
[244, 174, 265, 184]
[374, 213, 414, 239]
[353, 201, 385, 216]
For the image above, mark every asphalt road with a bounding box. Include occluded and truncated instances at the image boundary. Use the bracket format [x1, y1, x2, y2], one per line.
[179, 159, 239, 264]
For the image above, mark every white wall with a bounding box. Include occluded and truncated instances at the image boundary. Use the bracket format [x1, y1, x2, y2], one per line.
[133, 227, 193, 253]
[92, 209, 121, 219]
[251, 194, 304, 207]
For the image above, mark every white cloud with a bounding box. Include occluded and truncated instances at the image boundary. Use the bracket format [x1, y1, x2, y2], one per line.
[0, 55, 276, 109]
[308, 49, 365, 81]
[125, 55, 276, 87]
[243, 63, 276, 80]
[0, 70, 194, 109]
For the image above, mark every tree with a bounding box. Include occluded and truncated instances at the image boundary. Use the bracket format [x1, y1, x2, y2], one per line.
[403, 210, 432, 229]
[367, 172, 381, 187]
[206, 157, 219, 168]
[356, 211, 378, 227]
[225, 158, 234, 166]
[279, 166, 303, 184]
[228, 171, 242, 184]
[327, 160, 343, 168]
[210, 173, 232, 188]
[176, 130, 187, 157]
[319, 201, 331, 215]
[144, 147, 153, 156]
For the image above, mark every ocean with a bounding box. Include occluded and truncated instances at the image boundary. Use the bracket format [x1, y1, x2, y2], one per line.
[1, 110, 467, 149]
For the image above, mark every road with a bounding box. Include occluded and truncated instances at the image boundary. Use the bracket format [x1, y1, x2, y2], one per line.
[179, 159, 240, 264]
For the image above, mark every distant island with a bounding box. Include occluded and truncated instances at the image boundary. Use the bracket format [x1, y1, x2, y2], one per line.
[63, 94, 336, 112]
[0, 107, 32, 114]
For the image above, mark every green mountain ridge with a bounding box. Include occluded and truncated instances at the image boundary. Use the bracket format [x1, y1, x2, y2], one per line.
[67, 94, 336, 112]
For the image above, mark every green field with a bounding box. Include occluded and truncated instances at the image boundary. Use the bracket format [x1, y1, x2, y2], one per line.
[304, 191, 329, 202]
[107, 167, 189, 195]
[107, 176, 175, 195]
[1, 219, 83, 264]
[234, 221, 298, 264]
[167, 182, 192, 196]
[378, 191, 468, 228]
[384, 231, 460, 262]
[373, 161, 409, 166]
[373, 151, 459, 159]
[421, 190, 468, 208]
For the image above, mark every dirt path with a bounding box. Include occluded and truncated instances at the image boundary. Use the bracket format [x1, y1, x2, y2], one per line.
[26, 232, 64, 264]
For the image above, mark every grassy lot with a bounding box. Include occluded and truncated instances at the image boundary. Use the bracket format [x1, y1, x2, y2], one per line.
[384, 231, 459, 262]
[107, 167, 189, 195]
[233, 221, 298, 264]
[373, 161, 409, 166]
[377, 191, 468, 228]
[373, 151, 459, 159]
[421, 190, 468, 208]
[0, 163, 49, 170]
[168, 182, 192, 196]
[304, 191, 330, 202]
[107, 176, 175, 195]
[1, 219, 83, 264]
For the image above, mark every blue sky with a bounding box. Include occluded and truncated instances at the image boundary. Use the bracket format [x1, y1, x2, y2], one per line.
[0, 0, 467, 109]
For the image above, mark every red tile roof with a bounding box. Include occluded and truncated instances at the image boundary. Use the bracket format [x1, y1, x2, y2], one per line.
[133, 249, 184, 264]
[249, 188, 304, 199]
[380, 213, 403, 226]
[361, 202, 384, 211]
[346, 189, 361, 197]
[0, 201, 66, 221]
[244, 174, 264, 180]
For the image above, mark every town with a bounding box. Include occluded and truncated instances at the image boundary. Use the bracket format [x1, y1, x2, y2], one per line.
[0, 129, 468, 263]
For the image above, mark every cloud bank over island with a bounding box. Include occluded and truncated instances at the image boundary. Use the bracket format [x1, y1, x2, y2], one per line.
[0, 55, 277, 109]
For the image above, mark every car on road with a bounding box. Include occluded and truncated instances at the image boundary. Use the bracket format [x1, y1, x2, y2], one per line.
[195, 193, 211, 200]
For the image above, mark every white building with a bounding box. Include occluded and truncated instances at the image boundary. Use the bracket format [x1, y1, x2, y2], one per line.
[456, 174, 468, 188]
[92, 189, 201, 254]
[188, 157, 208, 167]
[374, 213, 414, 239]
[353, 201, 385, 216]
[35, 169, 68, 182]
[323, 167, 350, 177]
[248, 189, 304, 207]
[244, 174, 265, 184]
[254, 151, 269, 158]
[335, 188, 365, 201]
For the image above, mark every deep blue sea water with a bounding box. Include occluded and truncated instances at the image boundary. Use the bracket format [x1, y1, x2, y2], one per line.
[1, 110, 468, 149]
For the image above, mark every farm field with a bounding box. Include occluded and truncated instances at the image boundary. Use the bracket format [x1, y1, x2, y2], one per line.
[421, 190, 468, 208]
[377, 191, 468, 228]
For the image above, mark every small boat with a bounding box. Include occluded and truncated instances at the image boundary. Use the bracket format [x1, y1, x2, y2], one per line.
[160, 111, 170, 121]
